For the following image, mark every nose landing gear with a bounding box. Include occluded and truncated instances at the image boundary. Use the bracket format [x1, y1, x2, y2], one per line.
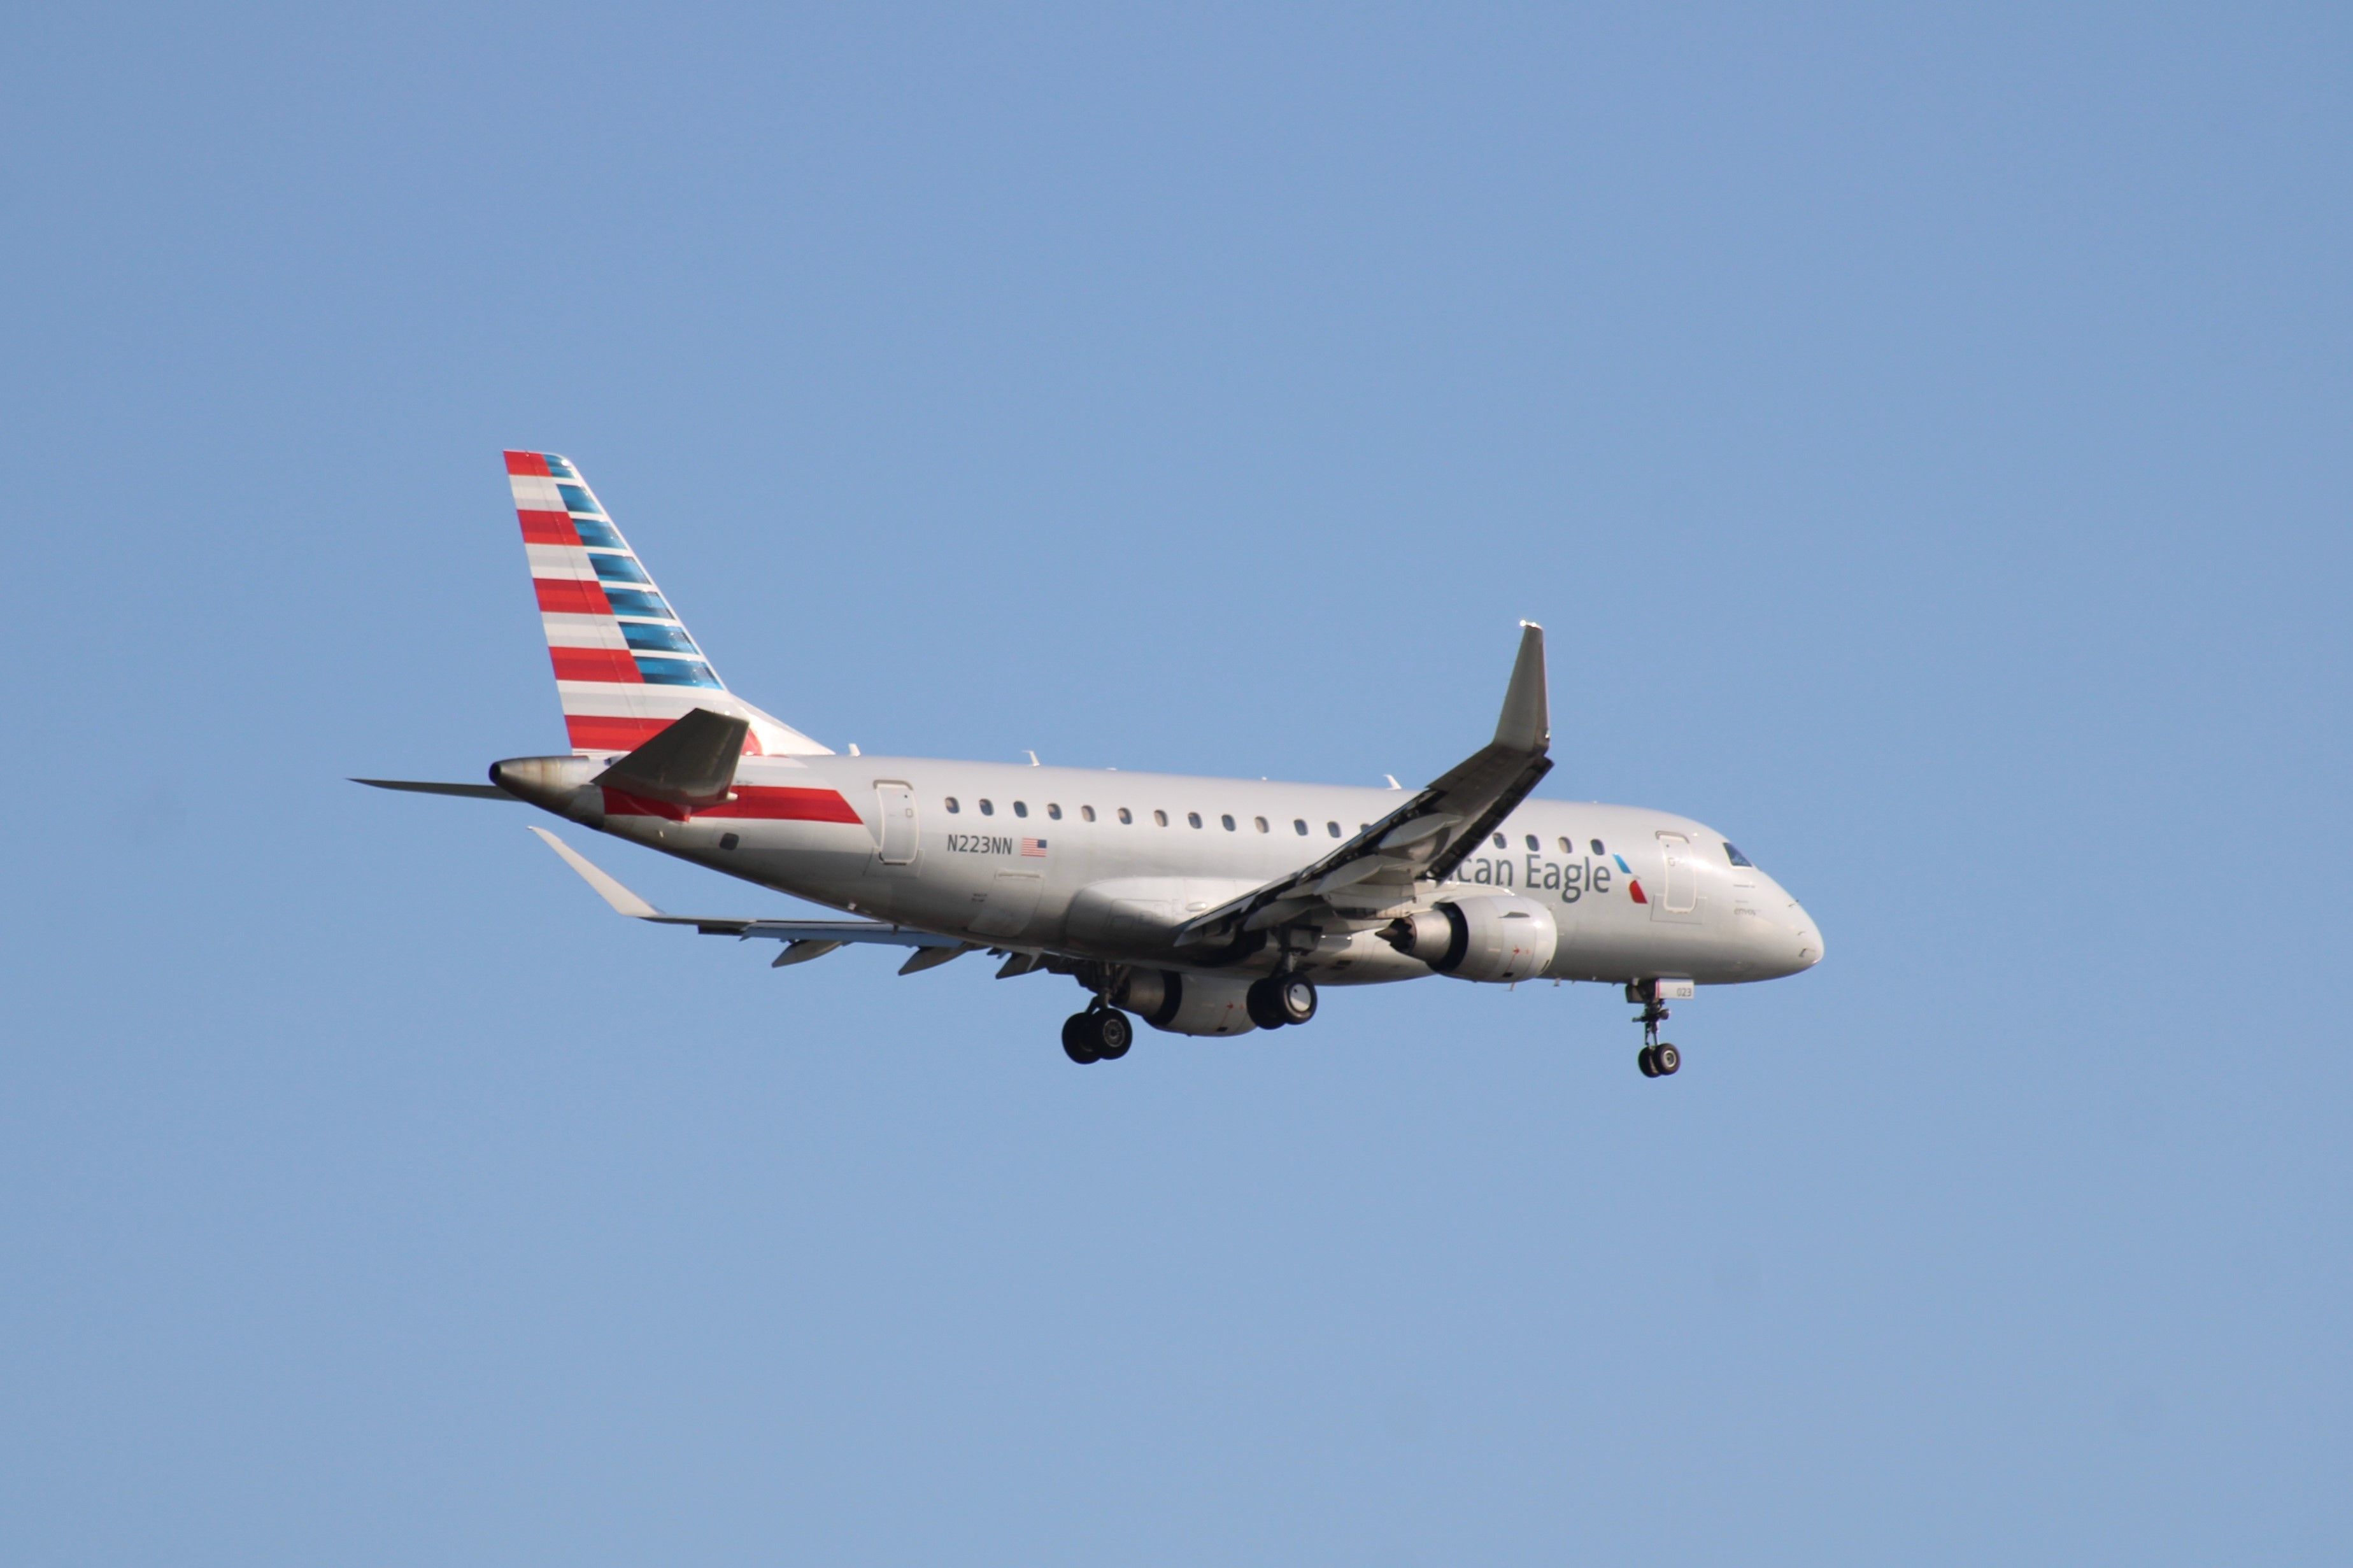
[1628, 979, 1682, 1078]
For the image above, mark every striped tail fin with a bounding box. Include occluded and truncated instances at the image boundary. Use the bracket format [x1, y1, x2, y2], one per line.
[504, 450, 829, 758]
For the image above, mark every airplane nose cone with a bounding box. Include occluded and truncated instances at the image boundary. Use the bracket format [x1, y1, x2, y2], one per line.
[1793, 909, 1824, 970]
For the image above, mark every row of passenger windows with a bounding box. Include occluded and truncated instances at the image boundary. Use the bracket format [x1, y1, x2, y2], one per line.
[936, 796, 1620, 855]
[1487, 832, 1613, 856]
[944, 797, 1359, 836]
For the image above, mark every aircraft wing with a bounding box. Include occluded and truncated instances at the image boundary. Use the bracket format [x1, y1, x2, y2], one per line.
[527, 826, 971, 969]
[1170, 622, 1553, 949]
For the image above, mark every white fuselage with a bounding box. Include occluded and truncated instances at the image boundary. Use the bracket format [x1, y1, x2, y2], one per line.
[521, 752, 1824, 989]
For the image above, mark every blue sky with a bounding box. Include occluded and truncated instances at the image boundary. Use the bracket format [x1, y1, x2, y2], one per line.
[3, 4, 2347, 1562]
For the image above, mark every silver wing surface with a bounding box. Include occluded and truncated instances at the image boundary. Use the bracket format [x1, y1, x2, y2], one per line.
[527, 826, 974, 970]
[1171, 621, 1552, 949]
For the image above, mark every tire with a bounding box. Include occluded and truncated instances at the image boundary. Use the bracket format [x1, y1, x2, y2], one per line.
[1092, 1010, 1134, 1060]
[1638, 1045, 1659, 1077]
[1062, 1013, 1100, 1064]
[1653, 1043, 1680, 1075]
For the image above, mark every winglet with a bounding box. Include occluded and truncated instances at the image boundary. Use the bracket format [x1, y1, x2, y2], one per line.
[1493, 621, 1549, 752]
[527, 825, 661, 918]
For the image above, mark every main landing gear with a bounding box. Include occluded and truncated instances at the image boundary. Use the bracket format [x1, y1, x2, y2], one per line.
[1628, 979, 1681, 1078]
[1061, 1006, 1132, 1065]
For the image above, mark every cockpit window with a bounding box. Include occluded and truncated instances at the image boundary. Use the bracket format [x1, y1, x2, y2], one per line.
[1724, 842, 1754, 868]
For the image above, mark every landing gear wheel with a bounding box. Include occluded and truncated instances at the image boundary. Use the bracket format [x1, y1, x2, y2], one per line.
[1092, 1009, 1134, 1060]
[1246, 974, 1319, 1029]
[1639, 1046, 1660, 1078]
[1061, 1012, 1101, 1065]
[1651, 1042, 1680, 1075]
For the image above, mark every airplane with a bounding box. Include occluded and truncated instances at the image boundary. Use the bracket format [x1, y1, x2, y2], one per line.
[359, 451, 1823, 1076]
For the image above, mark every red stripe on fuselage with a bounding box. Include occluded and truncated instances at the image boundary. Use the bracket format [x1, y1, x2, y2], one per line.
[551, 647, 641, 683]
[601, 786, 863, 823]
[536, 578, 612, 615]
[518, 509, 579, 544]
[506, 451, 552, 476]
[1627, 877, 1648, 905]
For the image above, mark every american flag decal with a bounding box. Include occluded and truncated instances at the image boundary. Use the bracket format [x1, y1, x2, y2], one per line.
[1021, 838, 1048, 857]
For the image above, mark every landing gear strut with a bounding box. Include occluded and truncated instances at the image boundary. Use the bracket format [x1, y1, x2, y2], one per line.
[1628, 979, 1681, 1078]
[1061, 1005, 1133, 1065]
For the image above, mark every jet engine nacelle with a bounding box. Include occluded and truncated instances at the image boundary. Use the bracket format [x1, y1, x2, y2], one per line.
[1382, 893, 1558, 984]
[1113, 970, 1260, 1036]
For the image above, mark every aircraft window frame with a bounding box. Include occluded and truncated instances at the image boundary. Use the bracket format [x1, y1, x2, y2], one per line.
[1220, 814, 1236, 831]
[1724, 842, 1754, 867]
[1080, 805, 1096, 823]
[979, 800, 995, 816]
[1188, 812, 1204, 829]
[1013, 801, 1028, 818]
[1154, 810, 1169, 826]
[1294, 819, 1309, 835]
[945, 798, 960, 814]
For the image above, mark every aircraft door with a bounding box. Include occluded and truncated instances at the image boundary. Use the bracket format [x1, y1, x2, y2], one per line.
[875, 782, 918, 865]
[1654, 831, 1700, 921]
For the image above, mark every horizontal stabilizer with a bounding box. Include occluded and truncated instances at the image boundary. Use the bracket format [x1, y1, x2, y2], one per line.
[353, 778, 518, 801]
[593, 707, 749, 809]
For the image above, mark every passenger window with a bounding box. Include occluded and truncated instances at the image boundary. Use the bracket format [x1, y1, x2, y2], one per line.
[1119, 807, 1134, 824]
[979, 800, 994, 816]
[1590, 838, 1604, 854]
[1294, 819, 1309, 835]
[1255, 817, 1269, 833]
[1081, 805, 1096, 823]
[1525, 834, 1540, 852]
[945, 797, 960, 814]
[1188, 812, 1204, 829]
[1492, 833, 1507, 849]
[1220, 814, 1235, 831]
[1013, 801, 1028, 817]
[1047, 803, 1062, 821]
[1724, 842, 1754, 867]
[1328, 822, 1342, 837]
[1558, 836, 1572, 853]
[1154, 810, 1169, 826]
